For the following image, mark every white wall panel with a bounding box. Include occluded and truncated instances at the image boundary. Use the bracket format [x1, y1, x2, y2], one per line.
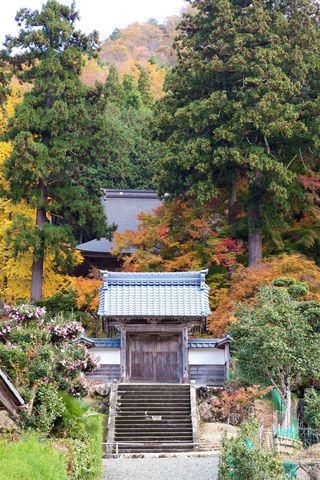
[188, 348, 225, 365]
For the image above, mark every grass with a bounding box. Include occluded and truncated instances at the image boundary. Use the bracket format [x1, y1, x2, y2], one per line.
[0, 435, 68, 480]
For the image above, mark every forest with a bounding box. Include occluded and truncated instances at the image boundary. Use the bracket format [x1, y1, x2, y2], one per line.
[0, 0, 320, 479]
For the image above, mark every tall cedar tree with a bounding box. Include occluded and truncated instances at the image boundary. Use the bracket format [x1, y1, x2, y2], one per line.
[81, 68, 161, 191]
[2, 1, 109, 301]
[156, 0, 320, 265]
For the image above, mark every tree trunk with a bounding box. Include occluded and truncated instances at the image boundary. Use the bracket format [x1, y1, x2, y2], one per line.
[248, 170, 263, 266]
[248, 230, 262, 266]
[228, 173, 238, 225]
[30, 190, 47, 302]
[282, 383, 292, 429]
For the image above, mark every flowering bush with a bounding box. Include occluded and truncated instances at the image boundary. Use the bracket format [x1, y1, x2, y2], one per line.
[47, 321, 84, 343]
[0, 304, 97, 437]
[0, 323, 12, 342]
[3, 303, 46, 322]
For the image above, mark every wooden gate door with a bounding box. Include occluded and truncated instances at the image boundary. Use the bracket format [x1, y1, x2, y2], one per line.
[128, 334, 181, 383]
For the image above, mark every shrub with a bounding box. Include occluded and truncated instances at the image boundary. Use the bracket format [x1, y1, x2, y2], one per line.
[59, 394, 104, 480]
[219, 419, 286, 480]
[304, 388, 320, 433]
[212, 384, 271, 425]
[0, 435, 68, 480]
[272, 277, 295, 287]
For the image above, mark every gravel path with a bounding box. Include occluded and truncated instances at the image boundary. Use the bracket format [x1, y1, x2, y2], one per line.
[102, 455, 219, 480]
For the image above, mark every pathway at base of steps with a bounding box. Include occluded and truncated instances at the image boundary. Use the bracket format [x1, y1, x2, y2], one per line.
[102, 455, 219, 480]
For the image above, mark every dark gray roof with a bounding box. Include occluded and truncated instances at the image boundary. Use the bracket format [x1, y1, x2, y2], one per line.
[98, 270, 211, 318]
[77, 336, 230, 349]
[76, 189, 161, 254]
[0, 369, 24, 414]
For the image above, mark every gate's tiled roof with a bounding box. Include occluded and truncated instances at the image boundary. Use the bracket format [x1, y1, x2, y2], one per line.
[78, 336, 230, 349]
[98, 270, 211, 318]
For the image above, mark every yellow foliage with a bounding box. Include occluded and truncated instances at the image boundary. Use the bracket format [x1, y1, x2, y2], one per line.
[80, 58, 166, 99]
[70, 276, 101, 312]
[209, 253, 320, 335]
[117, 60, 166, 99]
[0, 88, 80, 302]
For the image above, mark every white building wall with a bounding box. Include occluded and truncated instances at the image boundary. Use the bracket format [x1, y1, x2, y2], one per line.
[89, 346, 226, 366]
[188, 348, 225, 365]
[90, 348, 120, 365]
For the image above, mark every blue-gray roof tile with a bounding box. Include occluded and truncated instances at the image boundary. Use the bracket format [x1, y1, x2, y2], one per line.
[98, 270, 211, 318]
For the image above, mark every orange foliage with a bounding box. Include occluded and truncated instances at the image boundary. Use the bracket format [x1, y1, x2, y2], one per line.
[117, 60, 166, 100]
[212, 384, 272, 423]
[210, 253, 320, 335]
[70, 276, 102, 312]
[81, 58, 108, 86]
[113, 199, 243, 274]
[100, 19, 178, 67]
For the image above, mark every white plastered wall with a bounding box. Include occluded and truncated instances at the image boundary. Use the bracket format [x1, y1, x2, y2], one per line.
[188, 347, 225, 365]
[90, 348, 120, 365]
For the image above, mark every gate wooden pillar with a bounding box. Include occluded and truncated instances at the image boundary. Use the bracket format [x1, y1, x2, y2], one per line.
[182, 326, 189, 384]
[115, 323, 127, 383]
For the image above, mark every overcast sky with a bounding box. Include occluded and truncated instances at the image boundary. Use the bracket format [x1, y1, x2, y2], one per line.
[1, 0, 187, 45]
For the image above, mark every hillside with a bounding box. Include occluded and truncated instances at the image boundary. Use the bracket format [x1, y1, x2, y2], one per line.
[100, 17, 179, 67]
[81, 15, 183, 98]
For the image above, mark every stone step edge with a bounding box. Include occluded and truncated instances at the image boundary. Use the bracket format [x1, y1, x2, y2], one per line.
[103, 451, 220, 460]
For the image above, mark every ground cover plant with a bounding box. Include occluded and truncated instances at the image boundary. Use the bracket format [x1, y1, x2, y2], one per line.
[0, 436, 68, 480]
[0, 302, 103, 479]
[219, 419, 286, 480]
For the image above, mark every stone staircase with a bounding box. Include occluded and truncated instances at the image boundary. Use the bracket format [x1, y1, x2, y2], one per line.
[113, 384, 194, 453]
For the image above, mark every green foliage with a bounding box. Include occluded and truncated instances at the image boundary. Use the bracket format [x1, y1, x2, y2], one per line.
[58, 394, 103, 480]
[0, 435, 68, 480]
[138, 67, 154, 107]
[219, 419, 286, 480]
[287, 282, 309, 298]
[2, 1, 110, 299]
[36, 289, 78, 313]
[304, 389, 320, 433]
[272, 277, 295, 288]
[81, 74, 161, 192]
[0, 307, 94, 429]
[273, 277, 309, 297]
[230, 284, 320, 424]
[156, 0, 320, 259]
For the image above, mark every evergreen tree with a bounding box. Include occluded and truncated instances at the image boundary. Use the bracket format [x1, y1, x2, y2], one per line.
[138, 66, 154, 107]
[81, 78, 160, 191]
[104, 64, 125, 104]
[156, 0, 320, 265]
[2, 1, 109, 301]
[123, 73, 143, 109]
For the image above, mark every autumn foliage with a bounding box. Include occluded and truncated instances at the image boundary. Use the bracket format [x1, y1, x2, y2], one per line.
[210, 253, 320, 335]
[212, 384, 272, 424]
[0, 85, 82, 302]
[70, 276, 101, 312]
[113, 199, 244, 273]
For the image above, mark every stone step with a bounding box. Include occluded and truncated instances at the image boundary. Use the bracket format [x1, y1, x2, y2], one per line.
[115, 423, 192, 428]
[115, 434, 193, 439]
[118, 396, 190, 400]
[118, 388, 190, 393]
[114, 445, 194, 453]
[115, 426, 193, 431]
[111, 384, 193, 454]
[118, 404, 190, 408]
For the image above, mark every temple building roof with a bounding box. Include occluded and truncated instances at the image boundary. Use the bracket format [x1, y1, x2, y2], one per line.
[76, 189, 161, 254]
[98, 270, 211, 318]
